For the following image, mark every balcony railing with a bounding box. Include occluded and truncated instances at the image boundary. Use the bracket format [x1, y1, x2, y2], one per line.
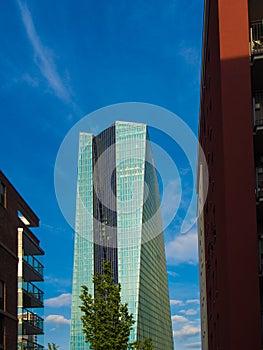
[250, 20, 263, 55]
[18, 339, 44, 350]
[20, 309, 44, 334]
[253, 91, 263, 127]
[256, 167, 263, 199]
[23, 255, 44, 279]
[22, 281, 44, 305]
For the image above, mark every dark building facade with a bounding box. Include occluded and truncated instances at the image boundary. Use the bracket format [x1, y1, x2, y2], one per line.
[197, 0, 263, 349]
[0, 171, 44, 350]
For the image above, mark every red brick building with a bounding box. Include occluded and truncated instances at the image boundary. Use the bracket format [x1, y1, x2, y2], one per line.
[0, 171, 44, 349]
[198, 0, 263, 349]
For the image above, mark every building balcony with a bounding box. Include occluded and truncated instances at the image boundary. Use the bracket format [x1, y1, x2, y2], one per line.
[256, 167, 263, 201]
[22, 227, 44, 257]
[23, 255, 44, 282]
[20, 281, 44, 308]
[253, 91, 263, 128]
[250, 20, 263, 56]
[18, 309, 44, 335]
[253, 93, 263, 156]
[18, 338, 44, 350]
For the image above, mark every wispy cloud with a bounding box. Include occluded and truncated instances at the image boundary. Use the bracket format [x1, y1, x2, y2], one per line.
[185, 342, 202, 349]
[166, 230, 198, 265]
[22, 73, 39, 87]
[173, 325, 200, 339]
[17, 0, 71, 102]
[162, 179, 181, 223]
[45, 314, 71, 326]
[45, 293, 72, 307]
[178, 42, 199, 66]
[186, 299, 200, 305]
[170, 299, 184, 306]
[179, 309, 198, 316]
[41, 223, 69, 236]
[45, 275, 72, 288]
[167, 270, 179, 278]
[172, 315, 188, 324]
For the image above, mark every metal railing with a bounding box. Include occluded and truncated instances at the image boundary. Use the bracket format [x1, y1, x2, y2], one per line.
[22, 281, 44, 304]
[18, 340, 44, 350]
[23, 255, 44, 278]
[250, 20, 263, 55]
[21, 309, 44, 333]
[253, 91, 263, 127]
[256, 167, 263, 199]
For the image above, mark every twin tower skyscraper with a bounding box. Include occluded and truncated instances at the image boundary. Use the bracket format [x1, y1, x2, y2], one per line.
[70, 121, 174, 350]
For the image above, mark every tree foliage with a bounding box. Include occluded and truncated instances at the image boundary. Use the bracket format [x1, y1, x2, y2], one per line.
[47, 343, 59, 350]
[79, 260, 135, 350]
[131, 338, 154, 350]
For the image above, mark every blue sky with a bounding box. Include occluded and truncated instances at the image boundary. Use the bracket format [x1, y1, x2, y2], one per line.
[0, 1, 204, 349]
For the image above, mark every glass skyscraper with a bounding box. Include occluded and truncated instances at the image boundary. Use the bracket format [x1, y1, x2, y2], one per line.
[70, 121, 174, 350]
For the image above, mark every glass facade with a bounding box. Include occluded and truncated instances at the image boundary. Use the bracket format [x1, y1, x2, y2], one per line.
[70, 133, 94, 350]
[70, 122, 174, 350]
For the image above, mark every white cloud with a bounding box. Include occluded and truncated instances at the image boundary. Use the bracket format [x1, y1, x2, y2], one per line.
[17, 0, 71, 102]
[22, 73, 39, 87]
[162, 179, 181, 218]
[171, 315, 188, 323]
[45, 275, 72, 288]
[179, 309, 198, 316]
[173, 325, 200, 338]
[166, 230, 198, 265]
[178, 42, 199, 65]
[45, 314, 71, 326]
[167, 270, 179, 277]
[186, 299, 200, 304]
[45, 293, 72, 307]
[89, 125, 101, 135]
[170, 299, 184, 306]
[185, 342, 202, 349]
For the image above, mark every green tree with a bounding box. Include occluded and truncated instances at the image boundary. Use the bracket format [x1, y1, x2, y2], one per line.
[131, 338, 154, 350]
[79, 260, 135, 350]
[47, 343, 59, 350]
[142, 338, 154, 350]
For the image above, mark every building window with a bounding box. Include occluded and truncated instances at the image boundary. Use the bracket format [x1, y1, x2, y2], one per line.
[0, 182, 6, 208]
[0, 282, 4, 311]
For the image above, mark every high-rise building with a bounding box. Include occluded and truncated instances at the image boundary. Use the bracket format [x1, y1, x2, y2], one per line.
[0, 171, 44, 350]
[70, 121, 174, 350]
[197, 1, 263, 349]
